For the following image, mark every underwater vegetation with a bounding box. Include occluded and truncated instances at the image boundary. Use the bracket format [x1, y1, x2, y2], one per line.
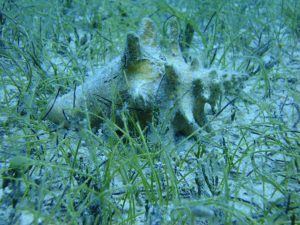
[0, 0, 299, 224]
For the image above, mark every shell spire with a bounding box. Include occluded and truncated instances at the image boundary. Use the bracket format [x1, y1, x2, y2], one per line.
[165, 17, 181, 56]
[139, 17, 157, 47]
[124, 33, 141, 66]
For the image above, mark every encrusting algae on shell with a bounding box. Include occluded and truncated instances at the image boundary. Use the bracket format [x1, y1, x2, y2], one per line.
[45, 17, 247, 136]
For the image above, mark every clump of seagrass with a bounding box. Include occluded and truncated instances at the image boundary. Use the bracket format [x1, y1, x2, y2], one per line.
[46, 17, 245, 136]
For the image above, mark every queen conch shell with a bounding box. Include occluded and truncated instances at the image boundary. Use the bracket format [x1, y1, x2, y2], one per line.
[46, 17, 244, 136]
